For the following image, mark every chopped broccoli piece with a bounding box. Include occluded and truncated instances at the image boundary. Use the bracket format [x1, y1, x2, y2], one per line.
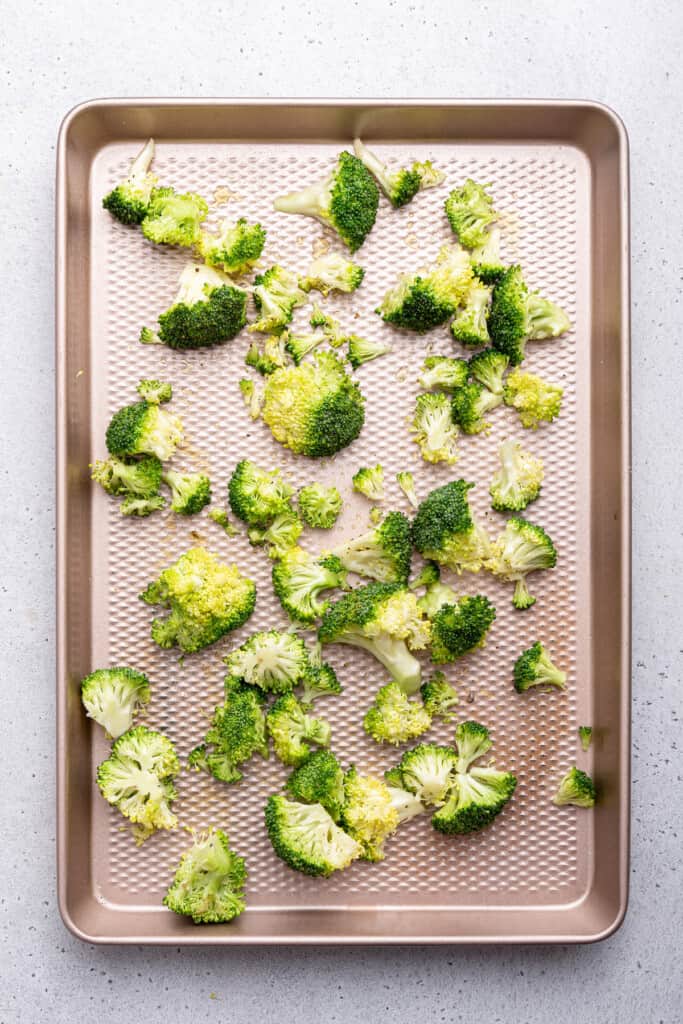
[470, 225, 506, 284]
[430, 595, 496, 663]
[363, 681, 432, 746]
[141, 186, 208, 247]
[245, 335, 289, 375]
[390, 744, 458, 806]
[409, 562, 441, 591]
[272, 547, 347, 625]
[102, 138, 157, 225]
[208, 508, 238, 535]
[248, 508, 303, 559]
[225, 630, 310, 694]
[353, 137, 444, 207]
[420, 672, 459, 720]
[444, 179, 497, 249]
[411, 391, 460, 465]
[416, 579, 458, 619]
[228, 459, 293, 527]
[376, 243, 473, 332]
[299, 252, 364, 295]
[411, 480, 492, 575]
[553, 767, 596, 807]
[284, 332, 326, 365]
[142, 263, 247, 349]
[163, 828, 247, 924]
[331, 511, 412, 585]
[136, 378, 172, 404]
[299, 661, 342, 705]
[347, 335, 391, 369]
[419, 355, 469, 392]
[513, 641, 566, 692]
[451, 382, 502, 435]
[352, 465, 384, 501]
[80, 667, 150, 739]
[105, 399, 183, 461]
[503, 368, 564, 429]
[119, 494, 166, 517]
[339, 767, 400, 862]
[96, 726, 178, 843]
[396, 471, 418, 509]
[285, 749, 345, 821]
[162, 469, 211, 516]
[579, 726, 593, 751]
[91, 453, 163, 498]
[468, 349, 509, 396]
[487, 517, 557, 610]
[453, 720, 493, 772]
[489, 265, 571, 365]
[188, 685, 268, 785]
[273, 151, 379, 252]
[386, 785, 426, 822]
[249, 265, 307, 335]
[238, 377, 265, 420]
[266, 693, 331, 767]
[198, 217, 266, 274]
[265, 796, 360, 876]
[297, 483, 343, 529]
[450, 280, 492, 347]
[140, 547, 256, 652]
[309, 305, 346, 346]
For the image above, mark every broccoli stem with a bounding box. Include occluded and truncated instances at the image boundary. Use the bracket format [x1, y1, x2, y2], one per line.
[343, 633, 422, 694]
[130, 137, 155, 179]
[273, 184, 324, 217]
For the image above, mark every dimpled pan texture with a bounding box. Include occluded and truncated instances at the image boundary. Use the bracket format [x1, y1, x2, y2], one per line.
[56, 100, 630, 944]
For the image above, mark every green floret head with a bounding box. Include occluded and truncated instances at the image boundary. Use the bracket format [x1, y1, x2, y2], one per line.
[503, 368, 563, 429]
[81, 667, 151, 739]
[409, 561, 441, 591]
[396, 471, 418, 509]
[393, 743, 458, 805]
[469, 225, 506, 284]
[285, 749, 346, 821]
[163, 828, 247, 924]
[489, 438, 544, 512]
[376, 244, 473, 332]
[228, 459, 293, 527]
[430, 595, 496, 663]
[299, 661, 342, 705]
[208, 508, 238, 535]
[140, 547, 256, 653]
[451, 381, 502, 435]
[525, 289, 571, 340]
[420, 672, 459, 721]
[91, 453, 163, 497]
[96, 726, 178, 843]
[189, 685, 268, 785]
[363, 681, 432, 746]
[352, 465, 385, 501]
[152, 263, 247, 349]
[339, 767, 400, 862]
[119, 494, 166, 516]
[284, 332, 326, 365]
[353, 138, 445, 207]
[297, 483, 343, 529]
[489, 265, 570, 366]
[444, 179, 497, 249]
[487, 517, 557, 609]
[299, 252, 365, 295]
[419, 355, 469, 393]
[578, 726, 593, 751]
[105, 400, 183, 461]
[102, 138, 157, 225]
[261, 353, 365, 457]
[468, 350, 509, 395]
[272, 547, 347, 624]
[411, 480, 492, 574]
[250, 265, 307, 334]
[248, 509, 303, 559]
[162, 469, 211, 515]
[347, 335, 391, 369]
[198, 217, 266, 274]
[266, 693, 331, 767]
[332, 511, 413, 585]
[553, 766, 596, 807]
[450, 280, 492, 347]
[411, 391, 460, 465]
[273, 151, 380, 252]
[136, 378, 173, 404]
[265, 795, 360, 876]
[225, 630, 310, 694]
[513, 641, 566, 692]
[454, 720, 492, 772]
[141, 186, 208, 247]
[431, 766, 517, 834]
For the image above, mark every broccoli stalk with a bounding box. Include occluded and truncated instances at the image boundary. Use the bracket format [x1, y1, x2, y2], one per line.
[238, 378, 265, 420]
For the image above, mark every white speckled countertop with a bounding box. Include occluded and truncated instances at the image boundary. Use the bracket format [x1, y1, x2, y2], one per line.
[1, 1, 681, 1021]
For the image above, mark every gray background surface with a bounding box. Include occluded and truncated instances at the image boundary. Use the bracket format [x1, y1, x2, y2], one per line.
[1, 1, 681, 1021]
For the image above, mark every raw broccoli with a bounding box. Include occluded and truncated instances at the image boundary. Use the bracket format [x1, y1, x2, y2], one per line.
[450, 281, 492, 347]
[140, 547, 256, 652]
[141, 186, 208, 247]
[363, 682, 432, 745]
[299, 661, 342, 705]
[266, 694, 331, 767]
[80, 667, 150, 739]
[429, 595, 496, 662]
[141, 263, 247, 349]
[188, 685, 268, 784]
[248, 509, 303, 558]
[416, 579, 458, 618]
[318, 581, 430, 694]
[102, 138, 157, 225]
[339, 767, 400, 862]
[272, 547, 347, 624]
[513, 641, 566, 692]
[503, 368, 564, 429]
[352, 465, 384, 501]
[198, 217, 266, 274]
[420, 672, 459, 721]
[451, 381, 502, 435]
[470, 225, 506, 284]
[389, 744, 458, 806]
[553, 767, 596, 808]
[468, 349, 509, 397]
[273, 151, 379, 252]
[297, 483, 343, 529]
[488, 265, 571, 365]
[261, 353, 365, 457]
[238, 377, 265, 420]
[91, 453, 163, 498]
[249, 265, 307, 335]
[163, 828, 247, 925]
[396, 471, 418, 509]
[284, 332, 326, 365]
[347, 335, 391, 369]
[444, 179, 497, 249]
[225, 630, 310, 694]
[105, 396, 183, 461]
[228, 459, 293, 527]
[386, 786, 426, 822]
[353, 137, 444, 207]
[487, 517, 557, 609]
[285, 749, 345, 821]
[309, 304, 346, 346]
[579, 726, 593, 751]
[162, 469, 211, 515]
[376, 244, 473, 332]
[331, 511, 412, 585]
[265, 796, 360, 876]
[136, 378, 173, 404]
[96, 726, 178, 843]
[120, 495, 166, 517]
[411, 480, 492, 575]
[299, 252, 364, 294]
[208, 508, 238, 535]
[418, 355, 469, 392]
[245, 335, 289, 375]
[411, 392, 460, 465]
[408, 562, 441, 591]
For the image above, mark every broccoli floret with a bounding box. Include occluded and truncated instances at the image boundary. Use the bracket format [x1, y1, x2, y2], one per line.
[141, 186, 208, 247]
[273, 151, 379, 252]
[266, 694, 331, 767]
[297, 483, 343, 529]
[430, 595, 496, 663]
[411, 480, 492, 575]
[318, 582, 430, 694]
[470, 225, 506, 284]
[260, 353, 365, 457]
[299, 661, 342, 705]
[353, 137, 444, 207]
[198, 217, 266, 274]
[488, 265, 571, 365]
[396, 471, 418, 509]
[96, 726, 178, 843]
[140, 547, 256, 652]
[272, 547, 347, 624]
[363, 682, 432, 746]
[80, 667, 150, 739]
[450, 281, 492, 347]
[102, 138, 157, 225]
[249, 265, 307, 335]
[487, 517, 557, 610]
[416, 579, 458, 618]
[238, 377, 265, 420]
[162, 469, 211, 515]
[411, 392, 460, 465]
[225, 630, 310, 694]
[285, 749, 346, 821]
[444, 179, 497, 249]
[309, 305, 346, 346]
[119, 494, 166, 516]
[284, 332, 326, 365]
[452, 720, 492, 771]
[188, 685, 268, 784]
[299, 252, 365, 295]
[390, 744, 458, 806]
[248, 508, 303, 559]
[503, 368, 564, 429]
[347, 335, 392, 369]
[513, 641, 566, 692]
[579, 726, 593, 751]
[451, 382, 502, 435]
[245, 335, 289, 375]
[136, 378, 173, 404]
[91, 453, 163, 498]
[339, 767, 400, 862]
[376, 244, 473, 332]
[163, 828, 247, 925]
[105, 399, 183, 461]
[419, 355, 469, 392]
[352, 465, 384, 501]
[208, 508, 238, 535]
[228, 459, 293, 527]
[142, 263, 247, 349]
[409, 562, 441, 591]
[331, 511, 412, 585]
[468, 350, 509, 396]
[420, 672, 459, 721]
[553, 767, 596, 808]
[265, 795, 360, 876]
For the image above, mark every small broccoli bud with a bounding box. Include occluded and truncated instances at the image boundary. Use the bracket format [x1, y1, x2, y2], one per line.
[249, 265, 308, 335]
[420, 672, 459, 721]
[352, 464, 385, 501]
[102, 138, 157, 225]
[445, 179, 497, 249]
[188, 685, 268, 785]
[470, 225, 506, 284]
[451, 382, 502, 435]
[299, 661, 342, 705]
[419, 355, 469, 392]
[487, 517, 557, 610]
[198, 217, 266, 274]
[238, 377, 265, 420]
[430, 595, 496, 663]
[432, 765, 517, 835]
[285, 750, 346, 821]
[411, 392, 460, 464]
[489, 265, 570, 365]
[390, 743, 458, 806]
[450, 280, 493, 347]
[339, 767, 400, 862]
[297, 483, 343, 529]
[148, 263, 248, 349]
[265, 796, 361, 876]
[299, 252, 365, 295]
[139, 326, 162, 345]
[553, 767, 596, 808]
[136, 379, 173, 404]
[347, 335, 391, 369]
[284, 332, 326, 365]
[331, 511, 412, 585]
[248, 509, 303, 559]
[468, 350, 509, 396]
[106, 400, 183, 461]
[353, 138, 444, 207]
[412, 480, 492, 575]
[228, 459, 294, 528]
[272, 547, 347, 625]
[208, 508, 239, 536]
[81, 667, 151, 739]
[513, 641, 566, 692]
[578, 726, 593, 751]
[454, 720, 493, 772]
[503, 368, 564, 429]
[163, 828, 247, 924]
[416, 579, 459, 619]
[225, 630, 310, 694]
[266, 694, 331, 767]
[309, 305, 346, 346]
[91, 453, 163, 498]
[408, 562, 441, 592]
[162, 469, 211, 516]
[396, 471, 418, 509]
[363, 682, 432, 746]
[141, 186, 208, 247]
[245, 335, 289, 375]
[120, 494, 166, 517]
[376, 244, 473, 332]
